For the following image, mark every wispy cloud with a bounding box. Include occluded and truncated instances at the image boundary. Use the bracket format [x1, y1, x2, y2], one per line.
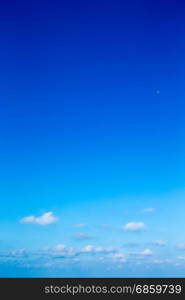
[53, 244, 66, 252]
[109, 253, 126, 263]
[20, 212, 58, 225]
[74, 232, 94, 240]
[9, 249, 26, 257]
[49, 244, 76, 258]
[151, 259, 171, 264]
[150, 240, 166, 246]
[0, 248, 28, 263]
[140, 208, 155, 214]
[80, 245, 115, 254]
[72, 224, 88, 229]
[121, 222, 145, 232]
[44, 244, 116, 259]
[177, 243, 185, 250]
[177, 256, 185, 260]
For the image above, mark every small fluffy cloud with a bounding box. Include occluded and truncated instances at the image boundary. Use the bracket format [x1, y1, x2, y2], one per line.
[81, 245, 94, 253]
[140, 249, 153, 256]
[121, 222, 145, 232]
[20, 212, 58, 225]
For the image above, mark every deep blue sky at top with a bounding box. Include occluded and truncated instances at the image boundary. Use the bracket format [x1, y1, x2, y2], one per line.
[0, 0, 184, 218]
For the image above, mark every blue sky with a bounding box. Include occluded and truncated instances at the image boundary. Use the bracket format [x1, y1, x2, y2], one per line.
[0, 0, 185, 277]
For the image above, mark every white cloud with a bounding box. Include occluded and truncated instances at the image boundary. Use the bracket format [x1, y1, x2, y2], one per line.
[54, 244, 66, 251]
[109, 253, 126, 263]
[140, 249, 153, 256]
[20, 212, 58, 225]
[81, 245, 94, 253]
[44, 244, 115, 259]
[150, 240, 166, 246]
[49, 244, 76, 258]
[121, 222, 145, 232]
[141, 208, 155, 214]
[81, 245, 115, 254]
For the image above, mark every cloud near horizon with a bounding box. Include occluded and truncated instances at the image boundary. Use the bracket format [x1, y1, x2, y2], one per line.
[81, 245, 116, 254]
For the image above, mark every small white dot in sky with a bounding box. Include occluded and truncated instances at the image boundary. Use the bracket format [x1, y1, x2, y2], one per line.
[156, 89, 161, 94]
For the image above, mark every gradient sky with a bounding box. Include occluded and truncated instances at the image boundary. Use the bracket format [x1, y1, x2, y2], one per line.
[0, 0, 185, 277]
